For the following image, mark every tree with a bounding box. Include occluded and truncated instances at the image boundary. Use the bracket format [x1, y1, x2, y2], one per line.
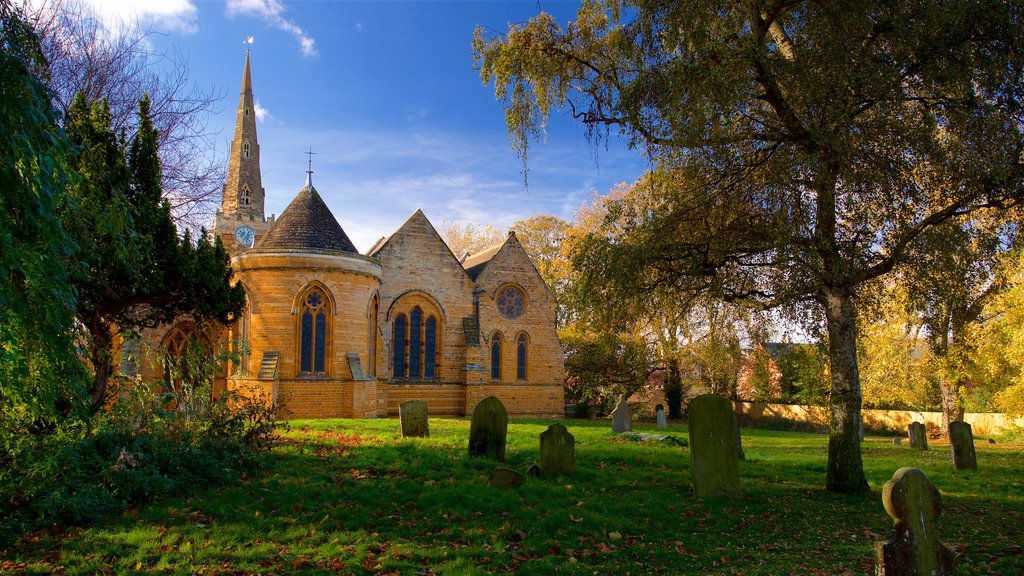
[737, 344, 782, 402]
[439, 219, 504, 260]
[511, 214, 570, 296]
[0, 0, 85, 418]
[66, 93, 245, 412]
[475, 1, 1024, 493]
[775, 343, 830, 406]
[22, 0, 223, 226]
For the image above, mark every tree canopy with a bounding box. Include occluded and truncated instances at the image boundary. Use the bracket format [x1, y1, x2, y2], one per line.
[475, 0, 1024, 493]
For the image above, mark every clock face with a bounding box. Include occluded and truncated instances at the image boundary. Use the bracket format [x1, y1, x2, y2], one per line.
[235, 225, 256, 247]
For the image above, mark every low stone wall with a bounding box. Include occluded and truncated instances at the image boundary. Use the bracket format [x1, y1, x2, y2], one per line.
[733, 401, 1024, 435]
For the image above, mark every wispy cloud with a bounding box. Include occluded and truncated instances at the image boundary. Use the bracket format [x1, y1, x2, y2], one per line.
[254, 99, 272, 123]
[74, 0, 199, 35]
[225, 0, 317, 57]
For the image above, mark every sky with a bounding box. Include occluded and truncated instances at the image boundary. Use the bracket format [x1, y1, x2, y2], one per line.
[73, 0, 648, 252]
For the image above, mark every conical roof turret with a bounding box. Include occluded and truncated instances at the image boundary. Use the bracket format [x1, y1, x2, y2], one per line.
[254, 178, 359, 254]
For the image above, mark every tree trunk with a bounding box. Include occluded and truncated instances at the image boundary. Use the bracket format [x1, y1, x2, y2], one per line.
[940, 376, 965, 434]
[823, 289, 869, 494]
[87, 322, 114, 413]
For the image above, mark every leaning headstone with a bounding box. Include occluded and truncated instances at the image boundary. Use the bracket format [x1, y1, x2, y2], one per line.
[875, 467, 955, 576]
[611, 394, 632, 433]
[892, 437, 902, 446]
[655, 404, 668, 429]
[468, 396, 508, 461]
[908, 422, 928, 450]
[488, 465, 525, 489]
[948, 421, 977, 470]
[539, 423, 575, 478]
[399, 400, 429, 438]
[687, 394, 740, 497]
[526, 463, 542, 478]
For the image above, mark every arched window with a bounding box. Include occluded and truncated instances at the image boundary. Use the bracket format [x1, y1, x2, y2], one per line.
[299, 286, 329, 374]
[240, 184, 251, 206]
[368, 294, 379, 378]
[392, 314, 407, 378]
[243, 141, 251, 158]
[517, 333, 528, 381]
[424, 316, 437, 379]
[409, 307, 422, 379]
[490, 333, 502, 380]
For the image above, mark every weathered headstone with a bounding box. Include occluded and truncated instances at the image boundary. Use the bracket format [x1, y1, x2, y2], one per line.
[611, 394, 632, 433]
[526, 463, 542, 478]
[468, 396, 508, 461]
[655, 404, 668, 429]
[875, 467, 955, 576]
[907, 422, 928, 450]
[399, 400, 429, 438]
[948, 421, 977, 470]
[892, 437, 902, 446]
[687, 394, 740, 497]
[539, 423, 575, 478]
[488, 465, 525, 488]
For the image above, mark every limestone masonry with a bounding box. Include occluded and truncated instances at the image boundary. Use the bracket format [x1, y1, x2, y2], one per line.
[130, 52, 564, 419]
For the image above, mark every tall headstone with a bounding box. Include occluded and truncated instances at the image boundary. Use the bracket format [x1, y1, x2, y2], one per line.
[907, 422, 928, 450]
[468, 396, 508, 461]
[539, 423, 575, 478]
[875, 467, 956, 576]
[399, 400, 429, 438]
[948, 421, 977, 470]
[611, 393, 632, 433]
[655, 404, 668, 429]
[687, 394, 740, 497]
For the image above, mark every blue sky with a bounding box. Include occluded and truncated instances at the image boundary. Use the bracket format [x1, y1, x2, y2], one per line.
[77, 0, 647, 251]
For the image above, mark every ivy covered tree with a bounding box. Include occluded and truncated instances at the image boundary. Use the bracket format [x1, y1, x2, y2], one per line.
[0, 0, 84, 419]
[475, 0, 1024, 493]
[66, 93, 245, 413]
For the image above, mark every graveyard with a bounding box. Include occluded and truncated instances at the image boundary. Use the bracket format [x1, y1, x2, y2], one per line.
[2, 414, 1021, 575]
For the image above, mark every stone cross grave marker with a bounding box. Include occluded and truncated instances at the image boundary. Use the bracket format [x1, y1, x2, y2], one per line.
[875, 467, 955, 576]
[468, 396, 508, 461]
[687, 393, 740, 497]
[907, 422, 928, 450]
[399, 400, 429, 438]
[948, 421, 977, 470]
[611, 393, 632, 433]
[539, 423, 575, 478]
[655, 404, 668, 429]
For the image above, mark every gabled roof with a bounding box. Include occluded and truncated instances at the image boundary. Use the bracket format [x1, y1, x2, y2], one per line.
[254, 183, 358, 254]
[462, 241, 505, 280]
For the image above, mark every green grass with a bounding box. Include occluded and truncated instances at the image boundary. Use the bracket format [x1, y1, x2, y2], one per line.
[2, 419, 1022, 575]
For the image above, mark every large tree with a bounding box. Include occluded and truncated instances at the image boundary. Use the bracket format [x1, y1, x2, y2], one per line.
[475, 1, 1024, 492]
[0, 0, 84, 417]
[66, 93, 245, 412]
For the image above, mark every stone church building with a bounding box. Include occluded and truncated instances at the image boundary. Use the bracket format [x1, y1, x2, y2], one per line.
[133, 53, 564, 419]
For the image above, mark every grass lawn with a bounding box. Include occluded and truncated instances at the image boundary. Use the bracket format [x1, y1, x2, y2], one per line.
[2, 418, 1022, 575]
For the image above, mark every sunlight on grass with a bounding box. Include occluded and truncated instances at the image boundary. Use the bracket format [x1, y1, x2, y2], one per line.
[3, 418, 1022, 575]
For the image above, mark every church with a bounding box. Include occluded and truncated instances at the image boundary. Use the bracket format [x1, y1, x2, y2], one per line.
[137, 52, 564, 419]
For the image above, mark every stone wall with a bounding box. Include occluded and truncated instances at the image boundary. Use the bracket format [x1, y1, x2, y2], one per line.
[734, 401, 1024, 435]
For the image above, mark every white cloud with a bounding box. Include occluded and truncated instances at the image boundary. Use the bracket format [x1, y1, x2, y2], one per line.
[225, 0, 317, 57]
[78, 0, 199, 35]
[254, 99, 272, 122]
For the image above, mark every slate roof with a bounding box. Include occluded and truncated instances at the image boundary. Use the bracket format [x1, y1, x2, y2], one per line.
[255, 184, 358, 254]
[462, 241, 504, 280]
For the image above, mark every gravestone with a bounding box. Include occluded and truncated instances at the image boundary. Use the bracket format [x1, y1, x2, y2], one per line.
[399, 400, 429, 438]
[875, 467, 955, 576]
[539, 423, 575, 478]
[948, 421, 977, 470]
[488, 465, 525, 489]
[892, 437, 902, 446]
[468, 396, 508, 461]
[526, 463, 542, 478]
[687, 394, 740, 497]
[655, 404, 668, 429]
[611, 394, 632, 433]
[907, 422, 928, 450]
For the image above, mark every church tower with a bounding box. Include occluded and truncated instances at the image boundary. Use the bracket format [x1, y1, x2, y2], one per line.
[213, 49, 274, 254]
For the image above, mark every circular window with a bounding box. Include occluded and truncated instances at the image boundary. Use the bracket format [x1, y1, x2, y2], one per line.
[305, 290, 323, 309]
[496, 285, 526, 319]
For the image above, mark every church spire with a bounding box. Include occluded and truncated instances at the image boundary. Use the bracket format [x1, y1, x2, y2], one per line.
[220, 48, 265, 221]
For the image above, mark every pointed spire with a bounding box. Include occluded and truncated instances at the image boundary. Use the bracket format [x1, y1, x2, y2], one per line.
[242, 48, 253, 94]
[220, 49, 265, 220]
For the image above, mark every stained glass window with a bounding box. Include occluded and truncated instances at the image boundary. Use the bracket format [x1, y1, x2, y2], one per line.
[491, 333, 502, 380]
[517, 334, 527, 381]
[393, 315, 407, 378]
[409, 307, 422, 378]
[424, 316, 437, 379]
[299, 286, 329, 374]
[496, 286, 526, 319]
